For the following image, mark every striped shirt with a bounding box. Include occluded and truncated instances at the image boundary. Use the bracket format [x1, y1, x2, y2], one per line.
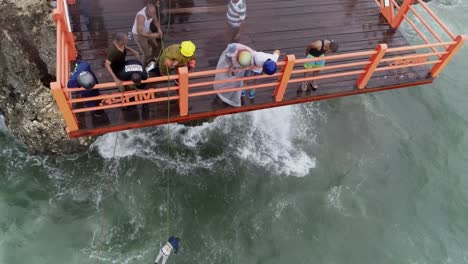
[227, 0, 246, 28]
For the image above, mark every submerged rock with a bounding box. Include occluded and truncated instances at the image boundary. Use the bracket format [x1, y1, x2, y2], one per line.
[0, 0, 93, 154]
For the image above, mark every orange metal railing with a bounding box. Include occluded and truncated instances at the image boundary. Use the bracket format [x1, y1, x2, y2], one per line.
[52, 0, 466, 134]
[50, 0, 79, 131]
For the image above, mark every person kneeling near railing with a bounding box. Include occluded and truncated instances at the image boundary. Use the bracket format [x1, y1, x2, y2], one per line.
[117, 59, 148, 90]
[146, 41, 197, 80]
[68, 60, 106, 118]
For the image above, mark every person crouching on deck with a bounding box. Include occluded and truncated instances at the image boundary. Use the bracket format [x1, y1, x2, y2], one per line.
[154, 236, 180, 264]
[132, 3, 163, 66]
[148, 41, 197, 77]
[301, 39, 339, 92]
[117, 59, 148, 90]
[68, 60, 107, 118]
[104, 33, 141, 92]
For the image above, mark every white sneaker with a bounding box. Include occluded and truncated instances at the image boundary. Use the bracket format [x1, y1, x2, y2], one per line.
[146, 61, 156, 73]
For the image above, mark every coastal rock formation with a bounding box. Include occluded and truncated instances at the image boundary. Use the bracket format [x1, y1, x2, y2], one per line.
[0, 0, 93, 154]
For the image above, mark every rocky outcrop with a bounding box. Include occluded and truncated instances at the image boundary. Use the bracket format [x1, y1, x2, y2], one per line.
[0, 0, 93, 154]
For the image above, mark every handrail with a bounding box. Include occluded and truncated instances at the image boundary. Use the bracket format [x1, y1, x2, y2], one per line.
[50, 0, 78, 131]
[66, 38, 465, 115]
[51, 0, 466, 134]
[417, 0, 456, 39]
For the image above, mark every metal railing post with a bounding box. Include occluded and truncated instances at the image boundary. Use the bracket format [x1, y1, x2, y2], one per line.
[51, 82, 79, 131]
[274, 54, 295, 102]
[357, 44, 388, 89]
[178, 67, 189, 116]
[430, 35, 467, 78]
[380, 0, 394, 25]
[391, 0, 414, 28]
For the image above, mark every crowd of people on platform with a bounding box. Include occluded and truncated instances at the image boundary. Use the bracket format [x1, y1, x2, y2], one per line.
[72, 0, 339, 113]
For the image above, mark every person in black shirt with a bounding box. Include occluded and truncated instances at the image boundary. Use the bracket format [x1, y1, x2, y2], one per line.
[105, 33, 140, 91]
[117, 59, 148, 89]
[301, 39, 339, 91]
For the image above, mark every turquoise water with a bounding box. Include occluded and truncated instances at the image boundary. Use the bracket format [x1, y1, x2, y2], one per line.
[1, 2, 468, 263]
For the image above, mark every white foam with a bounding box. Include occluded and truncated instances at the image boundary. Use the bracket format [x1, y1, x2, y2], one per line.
[238, 106, 316, 177]
[92, 105, 317, 177]
[91, 130, 154, 159]
[0, 115, 5, 131]
[327, 185, 347, 214]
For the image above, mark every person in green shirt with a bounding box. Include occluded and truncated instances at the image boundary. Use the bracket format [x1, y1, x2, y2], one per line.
[156, 41, 197, 76]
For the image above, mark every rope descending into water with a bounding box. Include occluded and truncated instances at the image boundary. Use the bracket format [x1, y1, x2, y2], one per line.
[96, 0, 175, 260]
[158, 0, 173, 248]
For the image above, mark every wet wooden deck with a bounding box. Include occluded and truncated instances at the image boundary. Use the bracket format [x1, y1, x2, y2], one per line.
[68, 0, 433, 137]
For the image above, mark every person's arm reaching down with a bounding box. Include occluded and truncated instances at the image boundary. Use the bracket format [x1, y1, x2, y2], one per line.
[104, 60, 124, 91]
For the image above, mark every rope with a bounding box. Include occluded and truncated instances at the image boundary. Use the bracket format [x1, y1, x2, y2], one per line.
[96, 1, 174, 260]
[156, 0, 173, 253]
[95, 90, 124, 263]
[165, 0, 172, 243]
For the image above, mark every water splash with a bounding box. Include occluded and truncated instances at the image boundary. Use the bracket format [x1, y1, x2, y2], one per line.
[92, 105, 316, 177]
[0, 115, 5, 132]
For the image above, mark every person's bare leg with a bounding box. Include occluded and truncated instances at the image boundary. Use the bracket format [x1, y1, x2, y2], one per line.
[311, 70, 319, 90]
[301, 72, 309, 91]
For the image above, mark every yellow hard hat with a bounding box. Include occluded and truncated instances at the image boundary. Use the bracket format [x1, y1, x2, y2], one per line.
[180, 41, 196, 57]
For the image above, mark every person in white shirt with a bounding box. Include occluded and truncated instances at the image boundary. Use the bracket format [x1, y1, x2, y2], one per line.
[242, 49, 280, 99]
[132, 3, 163, 66]
[225, 0, 246, 43]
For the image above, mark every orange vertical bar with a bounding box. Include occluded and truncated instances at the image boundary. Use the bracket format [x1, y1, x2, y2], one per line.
[274, 54, 295, 102]
[60, 31, 66, 87]
[380, 0, 394, 25]
[56, 19, 63, 88]
[67, 32, 77, 61]
[51, 82, 79, 131]
[178, 67, 189, 116]
[357, 44, 388, 89]
[391, 0, 414, 28]
[64, 40, 71, 101]
[430, 35, 467, 77]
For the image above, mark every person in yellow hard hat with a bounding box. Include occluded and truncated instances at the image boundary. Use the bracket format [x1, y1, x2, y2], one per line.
[153, 41, 197, 76]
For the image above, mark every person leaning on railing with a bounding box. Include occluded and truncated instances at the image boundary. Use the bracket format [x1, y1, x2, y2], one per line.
[67, 60, 108, 120]
[213, 43, 255, 107]
[117, 59, 148, 90]
[104, 33, 141, 92]
[147, 41, 197, 77]
[300, 39, 339, 92]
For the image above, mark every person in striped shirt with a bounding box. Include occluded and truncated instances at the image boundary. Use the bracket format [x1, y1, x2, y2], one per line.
[225, 0, 246, 43]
